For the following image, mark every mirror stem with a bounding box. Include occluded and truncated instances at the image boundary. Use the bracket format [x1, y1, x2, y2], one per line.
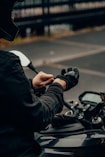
[28, 62, 38, 74]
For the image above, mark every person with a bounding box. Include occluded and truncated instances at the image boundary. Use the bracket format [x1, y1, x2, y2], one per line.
[0, 0, 79, 156]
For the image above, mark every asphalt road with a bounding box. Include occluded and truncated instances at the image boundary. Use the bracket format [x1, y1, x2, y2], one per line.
[5, 28, 105, 105]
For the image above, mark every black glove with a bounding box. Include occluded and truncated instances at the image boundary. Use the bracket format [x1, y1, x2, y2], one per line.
[56, 67, 79, 91]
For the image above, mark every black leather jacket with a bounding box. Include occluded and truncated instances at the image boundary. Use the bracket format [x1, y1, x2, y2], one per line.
[0, 50, 64, 157]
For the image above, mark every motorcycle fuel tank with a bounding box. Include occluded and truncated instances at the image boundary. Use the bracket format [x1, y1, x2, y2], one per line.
[37, 124, 105, 157]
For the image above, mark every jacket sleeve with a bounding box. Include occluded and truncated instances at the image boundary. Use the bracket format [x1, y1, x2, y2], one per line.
[4, 55, 64, 131]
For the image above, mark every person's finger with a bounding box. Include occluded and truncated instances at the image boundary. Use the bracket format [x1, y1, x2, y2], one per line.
[41, 73, 54, 81]
[73, 68, 79, 79]
[67, 67, 72, 72]
[43, 78, 54, 86]
[61, 69, 66, 75]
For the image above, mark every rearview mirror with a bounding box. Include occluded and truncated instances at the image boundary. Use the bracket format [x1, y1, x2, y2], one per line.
[10, 50, 38, 74]
[10, 50, 30, 67]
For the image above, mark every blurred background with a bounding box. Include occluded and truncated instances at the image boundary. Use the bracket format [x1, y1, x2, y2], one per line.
[13, 0, 105, 37]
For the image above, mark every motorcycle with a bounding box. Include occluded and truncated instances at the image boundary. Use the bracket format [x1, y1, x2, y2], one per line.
[10, 50, 105, 157]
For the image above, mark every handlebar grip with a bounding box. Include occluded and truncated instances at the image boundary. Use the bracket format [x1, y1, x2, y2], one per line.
[64, 101, 72, 110]
[84, 102, 103, 119]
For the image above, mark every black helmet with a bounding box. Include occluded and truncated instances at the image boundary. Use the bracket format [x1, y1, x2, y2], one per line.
[0, 0, 24, 41]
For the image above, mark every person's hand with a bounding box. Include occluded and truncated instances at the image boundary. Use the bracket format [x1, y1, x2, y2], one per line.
[53, 78, 67, 90]
[32, 71, 54, 89]
[55, 67, 79, 91]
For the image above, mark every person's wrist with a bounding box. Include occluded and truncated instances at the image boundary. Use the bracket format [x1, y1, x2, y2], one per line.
[53, 78, 66, 90]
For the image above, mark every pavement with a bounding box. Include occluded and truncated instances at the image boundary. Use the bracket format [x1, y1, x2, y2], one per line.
[4, 27, 105, 105]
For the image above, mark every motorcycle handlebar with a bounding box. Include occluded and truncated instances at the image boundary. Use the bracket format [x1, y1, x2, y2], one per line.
[84, 102, 103, 119]
[64, 101, 73, 110]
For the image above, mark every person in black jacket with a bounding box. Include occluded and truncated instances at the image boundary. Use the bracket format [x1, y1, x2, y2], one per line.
[0, 0, 79, 156]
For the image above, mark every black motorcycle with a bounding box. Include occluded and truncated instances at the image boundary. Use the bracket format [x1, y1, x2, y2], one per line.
[10, 50, 105, 157]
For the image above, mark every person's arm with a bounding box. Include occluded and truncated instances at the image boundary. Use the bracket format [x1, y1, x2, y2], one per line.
[5, 56, 64, 131]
